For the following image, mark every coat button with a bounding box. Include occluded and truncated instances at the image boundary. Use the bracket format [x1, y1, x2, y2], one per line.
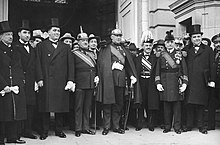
[48, 54, 51, 57]
[9, 76, 12, 79]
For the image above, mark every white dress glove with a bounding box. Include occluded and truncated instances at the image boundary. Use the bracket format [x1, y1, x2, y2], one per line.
[156, 84, 164, 92]
[34, 81, 39, 92]
[179, 83, 187, 93]
[94, 76, 99, 86]
[112, 62, 124, 71]
[0, 86, 19, 96]
[65, 81, 76, 92]
[37, 80, 43, 87]
[208, 81, 215, 88]
[130, 75, 137, 85]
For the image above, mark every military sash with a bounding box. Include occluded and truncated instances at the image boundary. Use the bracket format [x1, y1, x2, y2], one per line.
[161, 51, 177, 68]
[142, 56, 151, 71]
[110, 45, 125, 64]
[73, 50, 95, 67]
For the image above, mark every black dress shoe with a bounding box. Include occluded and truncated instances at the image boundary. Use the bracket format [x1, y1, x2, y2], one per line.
[199, 128, 208, 134]
[207, 127, 215, 131]
[135, 127, 142, 131]
[55, 131, 66, 138]
[75, 131, 81, 137]
[182, 127, 192, 132]
[102, 128, 109, 135]
[113, 128, 125, 134]
[0, 140, 4, 145]
[40, 133, 48, 140]
[163, 129, 171, 133]
[175, 129, 181, 134]
[7, 139, 26, 144]
[148, 127, 154, 132]
[82, 129, 95, 135]
[22, 133, 38, 139]
[90, 126, 100, 130]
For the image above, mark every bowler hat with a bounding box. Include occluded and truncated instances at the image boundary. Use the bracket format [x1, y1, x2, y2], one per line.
[202, 37, 211, 46]
[154, 39, 165, 47]
[88, 34, 100, 42]
[128, 43, 137, 51]
[165, 30, 175, 41]
[31, 29, 44, 41]
[60, 33, 75, 41]
[0, 21, 12, 34]
[190, 24, 203, 36]
[17, 20, 30, 32]
[211, 33, 220, 43]
[46, 18, 60, 31]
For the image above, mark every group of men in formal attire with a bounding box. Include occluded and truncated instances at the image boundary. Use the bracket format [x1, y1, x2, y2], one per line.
[0, 17, 219, 145]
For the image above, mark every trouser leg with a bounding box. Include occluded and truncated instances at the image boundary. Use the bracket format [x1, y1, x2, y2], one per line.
[173, 101, 181, 130]
[82, 89, 93, 130]
[75, 89, 84, 131]
[103, 104, 111, 129]
[163, 101, 172, 130]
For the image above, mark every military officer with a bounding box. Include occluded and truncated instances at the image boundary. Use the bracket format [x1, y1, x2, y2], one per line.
[0, 21, 26, 144]
[72, 32, 98, 137]
[155, 30, 188, 134]
[183, 24, 215, 134]
[36, 18, 75, 140]
[97, 28, 141, 135]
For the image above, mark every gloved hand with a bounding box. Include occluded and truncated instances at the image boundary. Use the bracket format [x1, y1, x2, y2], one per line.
[112, 62, 124, 71]
[34, 81, 39, 92]
[179, 83, 187, 93]
[156, 84, 164, 92]
[1, 86, 19, 96]
[94, 76, 99, 86]
[65, 81, 76, 92]
[130, 75, 137, 85]
[37, 80, 43, 87]
[208, 81, 215, 88]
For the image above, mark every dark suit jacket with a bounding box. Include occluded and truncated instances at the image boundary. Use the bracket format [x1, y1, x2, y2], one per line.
[36, 39, 74, 112]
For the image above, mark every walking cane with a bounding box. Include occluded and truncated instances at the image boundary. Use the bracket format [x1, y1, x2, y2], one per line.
[93, 83, 98, 134]
[123, 83, 134, 130]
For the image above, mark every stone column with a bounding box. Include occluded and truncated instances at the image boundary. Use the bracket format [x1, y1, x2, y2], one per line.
[0, 0, 8, 21]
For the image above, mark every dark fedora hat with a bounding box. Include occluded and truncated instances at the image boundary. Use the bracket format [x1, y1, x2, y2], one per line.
[46, 18, 60, 31]
[154, 39, 165, 47]
[88, 34, 100, 42]
[17, 20, 30, 32]
[60, 33, 75, 41]
[190, 24, 203, 36]
[0, 21, 13, 34]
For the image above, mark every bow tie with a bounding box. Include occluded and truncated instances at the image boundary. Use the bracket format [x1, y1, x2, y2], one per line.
[51, 41, 58, 45]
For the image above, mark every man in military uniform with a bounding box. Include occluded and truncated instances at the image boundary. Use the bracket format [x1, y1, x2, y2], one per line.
[97, 29, 141, 135]
[14, 20, 38, 139]
[134, 30, 155, 131]
[207, 33, 220, 130]
[155, 30, 188, 134]
[36, 18, 75, 140]
[183, 24, 215, 134]
[72, 32, 98, 137]
[0, 21, 26, 144]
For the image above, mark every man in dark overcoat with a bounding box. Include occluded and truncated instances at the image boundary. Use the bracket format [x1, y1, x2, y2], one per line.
[15, 20, 38, 139]
[72, 32, 98, 137]
[36, 18, 75, 140]
[97, 28, 142, 135]
[183, 24, 215, 134]
[0, 21, 26, 144]
[155, 31, 188, 134]
[207, 33, 220, 130]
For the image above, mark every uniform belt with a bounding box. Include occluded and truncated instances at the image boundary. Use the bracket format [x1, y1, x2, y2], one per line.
[77, 68, 96, 72]
[161, 68, 179, 73]
[141, 75, 150, 79]
[141, 71, 150, 75]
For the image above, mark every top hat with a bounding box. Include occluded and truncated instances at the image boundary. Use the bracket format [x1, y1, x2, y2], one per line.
[88, 34, 100, 42]
[46, 18, 60, 31]
[211, 33, 220, 43]
[0, 21, 12, 34]
[165, 30, 175, 41]
[190, 24, 203, 36]
[18, 20, 30, 32]
[60, 33, 75, 41]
